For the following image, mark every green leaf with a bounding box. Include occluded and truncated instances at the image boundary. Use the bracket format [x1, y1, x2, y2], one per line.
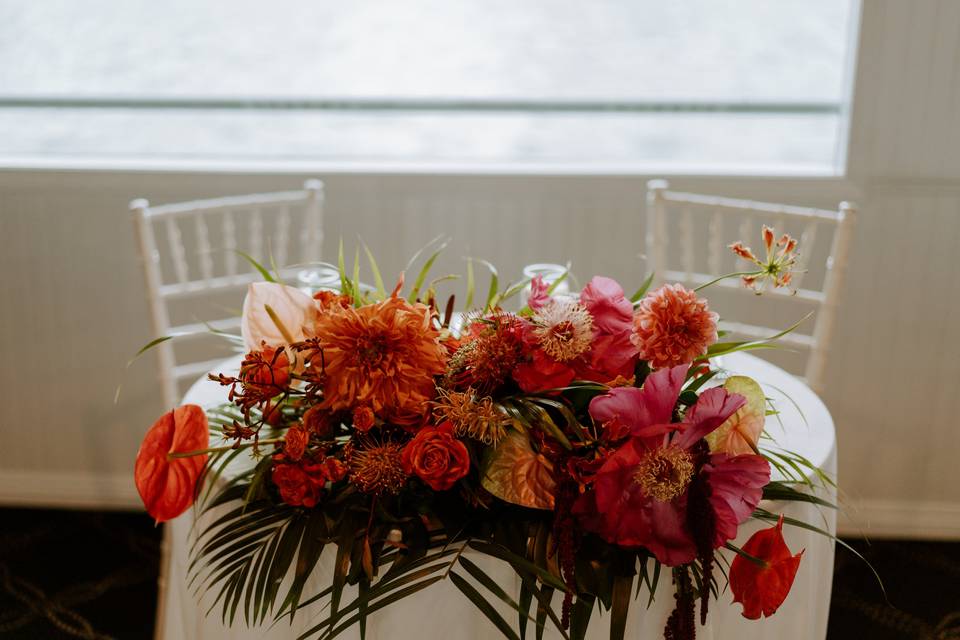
[328, 532, 353, 635]
[518, 576, 534, 639]
[699, 313, 813, 361]
[474, 258, 499, 312]
[362, 240, 387, 300]
[320, 576, 445, 640]
[630, 271, 655, 302]
[568, 593, 595, 640]
[298, 557, 454, 639]
[465, 257, 476, 310]
[723, 541, 766, 567]
[337, 239, 352, 299]
[457, 556, 568, 640]
[236, 250, 277, 283]
[500, 277, 533, 304]
[450, 571, 521, 640]
[535, 586, 554, 640]
[277, 512, 327, 621]
[610, 574, 633, 640]
[467, 541, 568, 593]
[409, 242, 448, 302]
[352, 246, 361, 307]
[764, 474, 824, 502]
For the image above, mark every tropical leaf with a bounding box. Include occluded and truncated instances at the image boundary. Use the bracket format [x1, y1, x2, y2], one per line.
[629, 271, 655, 302]
[609, 573, 633, 640]
[762, 481, 837, 509]
[698, 313, 813, 361]
[568, 593, 595, 640]
[361, 240, 387, 300]
[465, 257, 476, 310]
[473, 258, 499, 312]
[481, 429, 556, 510]
[235, 249, 277, 283]
[450, 571, 521, 640]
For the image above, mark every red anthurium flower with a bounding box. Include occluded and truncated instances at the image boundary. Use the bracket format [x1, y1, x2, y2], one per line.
[134, 405, 209, 523]
[730, 515, 805, 619]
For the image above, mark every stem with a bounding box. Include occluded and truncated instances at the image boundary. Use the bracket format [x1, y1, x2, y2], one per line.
[167, 436, 284, 460]
[693, 270, 760, 292]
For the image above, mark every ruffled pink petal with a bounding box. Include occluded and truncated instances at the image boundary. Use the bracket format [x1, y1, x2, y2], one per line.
[703, 453, 771, 547]
[580, 276, 633, 334]
[576, 331, 638, 382]
[673, 387, 746, 450]
[589, 364, 688, 436]
[645, 497, 698, 566]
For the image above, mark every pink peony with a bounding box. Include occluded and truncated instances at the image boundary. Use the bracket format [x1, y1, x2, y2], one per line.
[576, 277, 639, 382]
[573, 365, 770, 566]
[632, 284, 718, 369]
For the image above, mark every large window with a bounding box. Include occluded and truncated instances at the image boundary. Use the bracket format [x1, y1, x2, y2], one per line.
[0, 1, 857, 172]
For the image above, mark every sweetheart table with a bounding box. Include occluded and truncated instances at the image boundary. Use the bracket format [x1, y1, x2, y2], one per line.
[160, 352, 837, 640]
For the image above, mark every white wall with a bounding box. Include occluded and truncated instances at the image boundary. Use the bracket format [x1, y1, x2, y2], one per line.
[0, 0, 957, 537]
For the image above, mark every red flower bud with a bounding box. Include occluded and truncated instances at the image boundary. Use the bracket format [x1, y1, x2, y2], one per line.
[730, 515, 804, 619]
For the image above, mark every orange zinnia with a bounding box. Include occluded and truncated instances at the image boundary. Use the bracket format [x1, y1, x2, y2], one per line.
[313, 293, 447, 425]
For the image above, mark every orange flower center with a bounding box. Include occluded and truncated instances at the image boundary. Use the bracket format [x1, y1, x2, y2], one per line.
[633, 446, 695, 502]
[353, 334, 388, 367]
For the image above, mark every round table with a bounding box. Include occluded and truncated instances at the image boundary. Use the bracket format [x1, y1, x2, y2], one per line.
[161, 353, 837, 640]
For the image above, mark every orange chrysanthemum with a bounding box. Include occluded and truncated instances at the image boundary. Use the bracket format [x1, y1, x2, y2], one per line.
[632, 284, 718, 369]
[313, 294, 447, 425]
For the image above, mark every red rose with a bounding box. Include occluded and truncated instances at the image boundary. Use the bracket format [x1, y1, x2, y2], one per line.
[352, 406, 376, 432]
[271, 454, 347, 507]
[730, 515, 804, 619]
[513, 348, 575, 393]
[401, 422, 470, 491]
[302, 405, 334, 437]
[283, 426, 310, 461]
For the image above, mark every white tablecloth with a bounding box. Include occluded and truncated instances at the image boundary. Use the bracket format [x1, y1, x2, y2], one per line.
[161, 353, 837, 640]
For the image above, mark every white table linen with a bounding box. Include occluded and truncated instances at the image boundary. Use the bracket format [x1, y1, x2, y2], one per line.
[162, 352, 836, 640]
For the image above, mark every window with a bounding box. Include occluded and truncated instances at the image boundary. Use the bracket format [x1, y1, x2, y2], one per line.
[0, 1, 857, 172]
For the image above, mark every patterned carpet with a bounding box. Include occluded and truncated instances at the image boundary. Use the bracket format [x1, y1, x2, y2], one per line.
[0, 508, 957, 639]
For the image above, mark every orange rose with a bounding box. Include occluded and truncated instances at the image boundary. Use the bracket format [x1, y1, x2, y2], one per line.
[283, 426, 310, 461]
[401, 422, 470, 491]
[271, 454, 347, 507]
[302, 405, 334, 437]
[352, 406, 375, 432]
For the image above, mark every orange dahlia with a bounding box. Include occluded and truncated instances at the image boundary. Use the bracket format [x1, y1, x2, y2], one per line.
[313, 293, 447, 425]
[632, 284, 718, 369]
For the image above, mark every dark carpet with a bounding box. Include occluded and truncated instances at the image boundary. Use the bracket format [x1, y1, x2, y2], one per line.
[0, 508, 957, 639]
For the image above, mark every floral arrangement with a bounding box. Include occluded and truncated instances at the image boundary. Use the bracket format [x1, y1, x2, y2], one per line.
[134, 228, 840, 640]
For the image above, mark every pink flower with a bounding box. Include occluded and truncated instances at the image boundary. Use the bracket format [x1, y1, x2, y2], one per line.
[527, 275, 551, 311]
[573, 365, 770, 566]
[632, 284, 718, 369]
[580, 276, 633, 334]
[576, 277, 638, 382]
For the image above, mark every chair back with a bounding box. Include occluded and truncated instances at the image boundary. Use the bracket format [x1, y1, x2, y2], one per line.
[645, 179, 856, 394]
[131, 179, 324, 408]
